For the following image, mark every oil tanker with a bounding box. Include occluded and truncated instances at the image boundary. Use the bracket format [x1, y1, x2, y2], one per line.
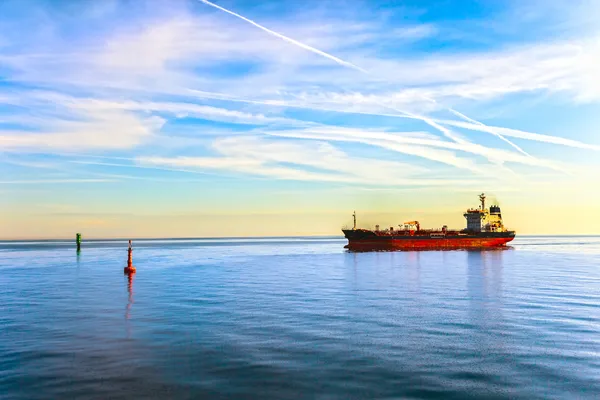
[342, 193, 515, 251]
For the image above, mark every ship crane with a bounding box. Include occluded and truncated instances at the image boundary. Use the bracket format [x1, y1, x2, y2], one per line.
[404, 221, 420, 231]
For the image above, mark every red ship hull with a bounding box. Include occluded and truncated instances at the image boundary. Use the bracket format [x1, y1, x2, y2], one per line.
[342, 229, 515, 251]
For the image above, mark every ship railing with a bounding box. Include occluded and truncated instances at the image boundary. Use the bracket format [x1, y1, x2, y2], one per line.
[370, 228, 463, 235]
[377, 228, 456, 233]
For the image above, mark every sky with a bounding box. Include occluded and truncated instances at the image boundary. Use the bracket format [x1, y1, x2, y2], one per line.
[1, 0, 600, 239]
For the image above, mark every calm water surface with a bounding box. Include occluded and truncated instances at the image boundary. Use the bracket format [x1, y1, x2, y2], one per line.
[1, 236, 599, 399]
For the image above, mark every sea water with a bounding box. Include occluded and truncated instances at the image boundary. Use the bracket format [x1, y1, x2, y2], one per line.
[1, 236, 599, 399]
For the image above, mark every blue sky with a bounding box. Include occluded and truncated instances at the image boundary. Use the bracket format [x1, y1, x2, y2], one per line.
[2, 0, 600, 238]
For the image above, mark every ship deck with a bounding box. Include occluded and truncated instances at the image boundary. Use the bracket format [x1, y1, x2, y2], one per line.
[342, 229, 516, 250]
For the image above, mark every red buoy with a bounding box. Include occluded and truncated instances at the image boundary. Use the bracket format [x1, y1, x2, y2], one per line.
[124, 240, 136, 274]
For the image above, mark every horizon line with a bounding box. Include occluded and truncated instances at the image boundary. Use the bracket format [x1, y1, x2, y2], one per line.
[2, 233, 600, 242]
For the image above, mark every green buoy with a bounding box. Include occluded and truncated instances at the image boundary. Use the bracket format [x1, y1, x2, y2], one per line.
[76, 233, 82, 251]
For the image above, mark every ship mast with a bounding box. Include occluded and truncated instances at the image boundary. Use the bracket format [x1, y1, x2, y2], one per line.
[479, 193, 486, 210]
[353, 211, 356, 230]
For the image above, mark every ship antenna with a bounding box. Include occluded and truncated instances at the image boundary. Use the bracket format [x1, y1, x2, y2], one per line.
[479, 193, 486, 210]
[353, 211, 356, 230]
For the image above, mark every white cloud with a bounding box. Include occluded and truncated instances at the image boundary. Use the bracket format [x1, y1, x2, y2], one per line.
[261, 126, 565, 174]
[139, 136, 488, 186]
[1, 0, 599, 190]
[0, 179, 115, 184]
[67, 98, 302, 126]
[3, 0, 599, 106]
[0, 109, 164, 151]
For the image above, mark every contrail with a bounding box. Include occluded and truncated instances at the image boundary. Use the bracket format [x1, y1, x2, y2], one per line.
[447, 108, 530, 156]
[263, 128, 558, 173]
[188, 87, 462, 144]
[197, 0, 525, 153]
[186, 88, 600, 152]
[198, 0, 459, 142]
[438, 119, 600, 151]
[197, 0, 368, 74]
[393, 105, 468, 144]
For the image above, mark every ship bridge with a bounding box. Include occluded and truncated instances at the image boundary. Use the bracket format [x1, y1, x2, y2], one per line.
[463, 193, 506, 232]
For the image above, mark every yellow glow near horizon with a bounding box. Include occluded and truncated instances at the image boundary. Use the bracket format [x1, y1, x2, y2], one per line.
[3, 201, 599, 239]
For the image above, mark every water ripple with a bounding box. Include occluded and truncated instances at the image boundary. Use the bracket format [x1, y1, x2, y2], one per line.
[1, 236, 599, 399]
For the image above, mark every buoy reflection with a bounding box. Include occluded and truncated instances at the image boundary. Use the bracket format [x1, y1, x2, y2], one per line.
[126, 272, 134, 321]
